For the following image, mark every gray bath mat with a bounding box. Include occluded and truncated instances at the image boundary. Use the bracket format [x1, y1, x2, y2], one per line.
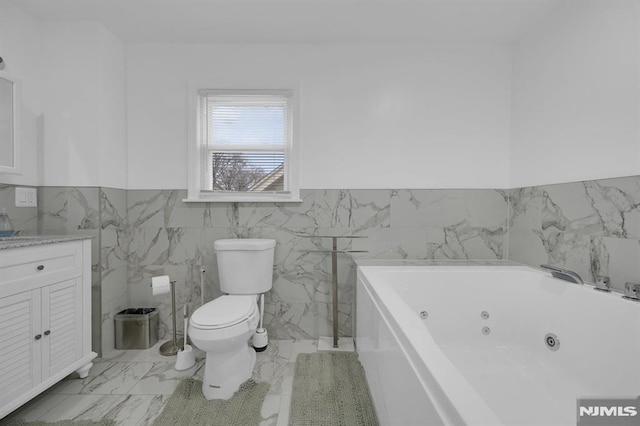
[152, 377, 268, 426]
[289, 352, 378, 426]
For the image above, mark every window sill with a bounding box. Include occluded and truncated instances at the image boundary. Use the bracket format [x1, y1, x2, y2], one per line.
[182, 197, 303, 203]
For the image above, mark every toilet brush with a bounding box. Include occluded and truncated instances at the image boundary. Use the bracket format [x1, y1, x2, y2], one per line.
[253, 294, 268, 352]
[175, 305, 195, 371]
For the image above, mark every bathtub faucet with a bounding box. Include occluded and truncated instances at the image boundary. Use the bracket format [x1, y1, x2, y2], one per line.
[540, 264, 584, 284]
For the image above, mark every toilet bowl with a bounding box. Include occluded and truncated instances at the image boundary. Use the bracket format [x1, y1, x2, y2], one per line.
[189, 295, 260, 400]
[190, 238, 275, 400]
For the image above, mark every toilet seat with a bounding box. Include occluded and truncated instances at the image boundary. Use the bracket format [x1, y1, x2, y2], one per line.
[191, 295, 256, 330]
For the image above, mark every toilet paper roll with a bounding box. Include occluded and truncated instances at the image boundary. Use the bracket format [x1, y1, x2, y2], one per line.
[151, 275, 171, 296]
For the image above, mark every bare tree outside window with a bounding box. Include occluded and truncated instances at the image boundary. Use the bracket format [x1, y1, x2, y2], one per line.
[211, 153, 268, 191]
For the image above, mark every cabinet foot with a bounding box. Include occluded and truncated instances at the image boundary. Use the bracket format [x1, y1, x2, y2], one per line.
[76, 362, 93, 379]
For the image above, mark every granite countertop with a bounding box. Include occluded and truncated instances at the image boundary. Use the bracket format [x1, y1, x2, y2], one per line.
[0, 235, 93, 250]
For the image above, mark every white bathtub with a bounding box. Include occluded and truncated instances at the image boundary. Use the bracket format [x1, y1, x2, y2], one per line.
[356, 265, 640, 425]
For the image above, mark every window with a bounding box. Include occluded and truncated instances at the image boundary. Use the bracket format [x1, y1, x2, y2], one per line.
[187, 89, 300, 202]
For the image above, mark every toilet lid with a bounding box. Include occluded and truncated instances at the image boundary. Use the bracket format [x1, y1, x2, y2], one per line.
[191, 295, 256, 329]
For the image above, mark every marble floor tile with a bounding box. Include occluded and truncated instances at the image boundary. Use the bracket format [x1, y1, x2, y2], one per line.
[289, 339, 318, 361]
[260, 417, 278, 426]
[49, 362, 155, 395]
[31, 394, 108, 422]
[280, 363, 296, 397]
[3, 340, 306, 426]
[98, 339, 204, 363]
[127, 361, 205, 395]
[261, 394, 282, 422]
[253, 340, 293, 396]
[126, 395, 172, 426]
[276, 391, 293, 426]
[72, 394, 165, 426]
[2, 394, 70, 423]
[277, 339, 293, 360]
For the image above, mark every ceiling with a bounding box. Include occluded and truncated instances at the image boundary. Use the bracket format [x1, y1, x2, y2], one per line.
[11, 0, 563, 44]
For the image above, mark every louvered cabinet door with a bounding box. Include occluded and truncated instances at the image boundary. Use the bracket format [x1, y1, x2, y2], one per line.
[41, 278, 83, 379]
[0, 290, 41, 407]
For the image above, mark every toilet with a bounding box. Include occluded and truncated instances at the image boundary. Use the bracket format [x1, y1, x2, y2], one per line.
[188, 238, 275, 400]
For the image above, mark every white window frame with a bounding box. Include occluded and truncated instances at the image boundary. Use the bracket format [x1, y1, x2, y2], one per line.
[186, 88, 301, 203]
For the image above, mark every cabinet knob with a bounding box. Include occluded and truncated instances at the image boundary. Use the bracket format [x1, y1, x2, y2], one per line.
[44, 330, 51, 336]
[36, 265, 44, 271]
[34, 334, 42, 340]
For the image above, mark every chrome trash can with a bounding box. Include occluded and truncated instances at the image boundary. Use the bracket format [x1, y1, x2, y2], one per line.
[115, 308, 159, 349]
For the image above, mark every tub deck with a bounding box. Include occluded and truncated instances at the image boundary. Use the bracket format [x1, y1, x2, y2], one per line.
[356, 264, 640, 426]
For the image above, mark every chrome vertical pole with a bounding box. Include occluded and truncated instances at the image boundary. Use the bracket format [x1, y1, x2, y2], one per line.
[300, 235, 367, 350]
[171, 280, 177, 349]
[159, 280, 180, 356]
[332, 237, 339, 348]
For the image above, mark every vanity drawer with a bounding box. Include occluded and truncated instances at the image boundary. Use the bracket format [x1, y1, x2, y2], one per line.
[0, 243, 83, 289]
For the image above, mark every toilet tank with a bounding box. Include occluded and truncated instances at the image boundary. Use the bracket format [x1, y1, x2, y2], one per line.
[214, 239, 276, 294]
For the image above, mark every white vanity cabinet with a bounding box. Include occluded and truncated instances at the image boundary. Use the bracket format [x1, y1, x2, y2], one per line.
[0, 238, 96, 418]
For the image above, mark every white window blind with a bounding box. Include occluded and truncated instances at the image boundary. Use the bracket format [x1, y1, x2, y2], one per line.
[199, 91, 292, 195]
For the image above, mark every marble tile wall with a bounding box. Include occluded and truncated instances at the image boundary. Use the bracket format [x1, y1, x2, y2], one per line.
[509, 176, 640, 292]
[0, 183, 518, 353]
[126, 188, 509, 342]
[38, 187, 129, 355]
[100, 188, 130, 354]
[38, 187, 101, 353]
[10, 177, 640, 354]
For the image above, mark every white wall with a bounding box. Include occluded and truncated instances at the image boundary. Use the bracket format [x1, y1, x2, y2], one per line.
[0, 2, 43, 186]
[511, 0, 640, 187]
[126, 43, 512, 189]
[5, 1, 640, 191]
[97, 27, 127, 189]
[41, 22, 127, 188]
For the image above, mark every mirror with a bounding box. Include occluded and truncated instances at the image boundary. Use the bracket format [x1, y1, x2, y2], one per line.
[0, 71, 20, 174]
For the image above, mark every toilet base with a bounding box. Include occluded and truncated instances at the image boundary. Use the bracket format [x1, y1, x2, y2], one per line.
[201, 343, 256, 400]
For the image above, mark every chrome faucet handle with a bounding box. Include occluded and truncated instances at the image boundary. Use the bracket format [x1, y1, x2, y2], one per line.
[594, 276, 611, 292]
[623, 282, 640, 301]
[540, 264, 584, 284]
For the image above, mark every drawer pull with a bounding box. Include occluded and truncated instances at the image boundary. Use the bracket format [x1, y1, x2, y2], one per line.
[34, 334, 42, 340]
[44, 330, 51, 336]
[36, 265, 45, 271]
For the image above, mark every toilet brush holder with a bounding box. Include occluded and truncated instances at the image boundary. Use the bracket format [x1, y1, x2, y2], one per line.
[253, 328, 268, 352]
[253, 294, 268, 352]
[175, 344, 196, 370]
[175, 305, 195, 370]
